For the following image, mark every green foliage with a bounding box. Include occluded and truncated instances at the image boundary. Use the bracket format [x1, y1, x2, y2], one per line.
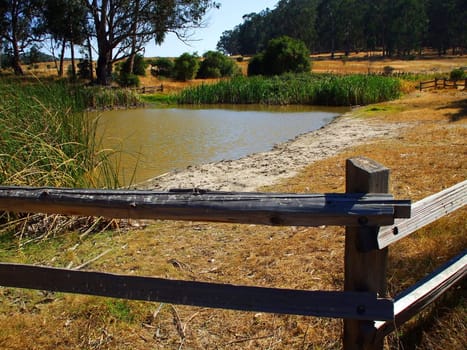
[117, 73, 140, 87]
[248, 36, 310, 76]
[449, 68, 465, 81]
[77, 59, 92, 80]
[217, 0, 465, 57]
[0, 80, 122, 188]
[247, 53, 265, 76]
[197, 51, 238, 79]
[173, 52, 199, 81]
[150, 57, 174, 78]
[106, 300, 135, 323]
[120, 54, 148, 76]
[178, 74, 401, 106]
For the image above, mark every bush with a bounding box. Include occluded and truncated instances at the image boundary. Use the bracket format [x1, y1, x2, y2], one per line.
[120, 54, 148, 76]
[151, 57, 174, 78]
[117, 73, 140, 87]
[450, 68, 465, 81]
[77, 59, 92, 80]
[197, 51, 238, 79]
[248, 36, 310, 76]
[247, 53, 265, 76]
[173, 52, 199, 81]
[383, 66, 395, 76]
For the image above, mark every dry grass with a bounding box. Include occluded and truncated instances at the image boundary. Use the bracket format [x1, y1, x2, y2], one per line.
[0, 58, 466, 349]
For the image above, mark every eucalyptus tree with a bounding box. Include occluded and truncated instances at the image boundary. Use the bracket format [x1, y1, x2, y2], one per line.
[236, 11, 271, 55]
[83, 0, 219, 85]
[216, 28, 241, 55]
[316, 0, 341, 57]
[43, 0, 88, 77]
[0, 0, 44, 75]
[270, 0, 319, 52]
[389, 0, 427, 56]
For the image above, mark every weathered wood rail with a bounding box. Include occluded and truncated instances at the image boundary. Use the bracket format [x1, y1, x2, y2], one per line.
[0, 157, 465, 349]
[419, 78, 466, 91]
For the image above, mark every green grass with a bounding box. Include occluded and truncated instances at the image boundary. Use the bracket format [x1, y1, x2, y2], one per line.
[177, 73, 402, 106]
[138, 93, 177, 105]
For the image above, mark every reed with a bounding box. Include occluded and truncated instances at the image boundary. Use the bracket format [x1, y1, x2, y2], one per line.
[0, 80, 120, 189]
[177, 74, 401, 106]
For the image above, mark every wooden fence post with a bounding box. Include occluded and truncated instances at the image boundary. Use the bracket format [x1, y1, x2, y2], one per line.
[343, 157, 390, 350]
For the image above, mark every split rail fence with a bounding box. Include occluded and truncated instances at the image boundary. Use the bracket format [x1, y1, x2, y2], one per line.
[419, 77, 466, 91]
[0, 157, 465, 349]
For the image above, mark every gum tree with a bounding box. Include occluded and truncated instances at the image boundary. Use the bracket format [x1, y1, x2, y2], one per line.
[0, 0, 43, 75]
[83, 0, 219, 85]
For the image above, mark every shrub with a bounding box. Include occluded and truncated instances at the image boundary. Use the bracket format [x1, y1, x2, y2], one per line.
[77, 59, 92, 80]
[120, 54, 148, 76]
[151, 57, 174, 78]
[247, 53, 265, 76]
[249, 36, 310, 76]
[173, 52, 199, 81]
[117, 73, 140, 87]
[383, 66, 395, 75]
[197, 51, 238, 79]
[450, 68, 465, 81]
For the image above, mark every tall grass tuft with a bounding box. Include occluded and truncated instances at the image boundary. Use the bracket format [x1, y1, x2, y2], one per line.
[0, 80, 129, 240]
[0, 80, 122, 189]
[177, 74, 402, 106]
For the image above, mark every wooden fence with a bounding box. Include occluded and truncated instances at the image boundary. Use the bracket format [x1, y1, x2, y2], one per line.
[0, 157, 465, 349]
[419, 78, 466, 91]
[133, 84, 164, 94]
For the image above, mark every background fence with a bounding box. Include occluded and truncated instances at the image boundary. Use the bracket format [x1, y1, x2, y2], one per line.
[419, 78, 466, 91]
[0, 156, 465, 349]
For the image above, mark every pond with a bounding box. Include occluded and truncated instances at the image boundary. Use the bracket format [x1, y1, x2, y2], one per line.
[92, 105, 348, 186]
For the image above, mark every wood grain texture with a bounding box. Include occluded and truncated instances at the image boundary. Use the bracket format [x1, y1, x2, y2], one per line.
[344, 157, 390, 350]
[0, 263, 394, 321]
[374, 251, 467, 341]
[0, 186, 410, 227]
[378, 180, 466, 249]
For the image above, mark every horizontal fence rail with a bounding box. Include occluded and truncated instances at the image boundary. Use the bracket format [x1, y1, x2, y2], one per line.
[0, 263, 393, 321]
[0, 186, 410, 227]
[374, 250, 467, 341]
[378, 180, 467, 249]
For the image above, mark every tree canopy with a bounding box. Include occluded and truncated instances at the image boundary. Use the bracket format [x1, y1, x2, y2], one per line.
[0, 0, 220, 84]
[217, 0, 466, 57]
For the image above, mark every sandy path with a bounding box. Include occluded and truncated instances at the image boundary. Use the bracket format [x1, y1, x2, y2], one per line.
[137, 111, 403, 192]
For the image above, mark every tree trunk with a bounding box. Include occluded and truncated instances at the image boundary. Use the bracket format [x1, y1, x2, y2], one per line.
[70, 40, 76, 79]
[59, 38, 66, 77]
[96, 55, 109, 85]
[12, 40, 23, 75]
[87, 38, 94, 81]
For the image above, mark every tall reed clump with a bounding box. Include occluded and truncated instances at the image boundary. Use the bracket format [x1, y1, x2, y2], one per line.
[0, 80, 120, 189]
[0, 80, 127, 240]
[177, 74, 401, 106]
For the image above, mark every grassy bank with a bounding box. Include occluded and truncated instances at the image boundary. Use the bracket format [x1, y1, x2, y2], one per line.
[177, 74, 402, 106]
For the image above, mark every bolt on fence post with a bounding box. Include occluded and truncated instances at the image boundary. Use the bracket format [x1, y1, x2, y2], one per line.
[343, 157, 390, 350]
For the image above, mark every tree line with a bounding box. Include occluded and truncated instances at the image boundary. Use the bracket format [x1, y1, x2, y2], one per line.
[0, 0, 219, 85]
[216, 0, 466, 58]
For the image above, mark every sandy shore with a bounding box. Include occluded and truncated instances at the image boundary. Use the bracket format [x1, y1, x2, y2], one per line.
[137, 111, 403, 192]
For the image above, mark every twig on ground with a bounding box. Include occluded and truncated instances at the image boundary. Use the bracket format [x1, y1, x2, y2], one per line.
[225, 334, 275, 346]
[73, 248, 112, 270]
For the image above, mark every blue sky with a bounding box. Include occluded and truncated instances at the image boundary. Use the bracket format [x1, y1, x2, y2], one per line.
[145, 0, 279, 57]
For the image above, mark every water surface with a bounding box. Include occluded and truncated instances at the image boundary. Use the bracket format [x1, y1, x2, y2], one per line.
[93, 105, 348, 185]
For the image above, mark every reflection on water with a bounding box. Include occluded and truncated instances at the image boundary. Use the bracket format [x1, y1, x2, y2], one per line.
[92, 105, 348, 185]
